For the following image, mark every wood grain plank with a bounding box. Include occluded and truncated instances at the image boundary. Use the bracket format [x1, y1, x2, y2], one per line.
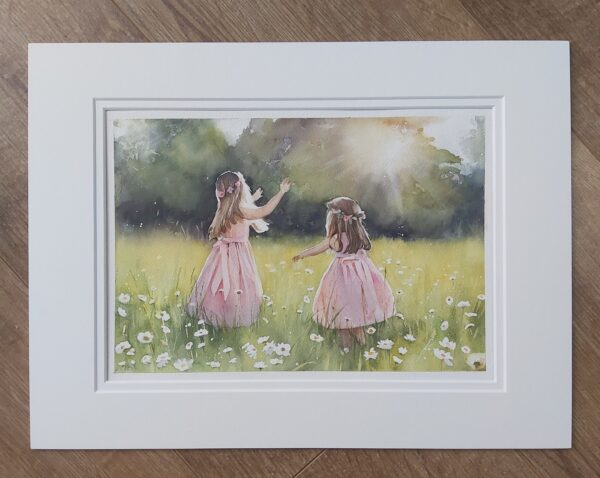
[178, 449, 321, 478]
[1, 0, 598, 476]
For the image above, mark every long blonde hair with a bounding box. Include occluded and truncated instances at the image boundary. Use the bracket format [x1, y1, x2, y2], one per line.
[325, 197, 371, 254]
[208, 171, 268, 240]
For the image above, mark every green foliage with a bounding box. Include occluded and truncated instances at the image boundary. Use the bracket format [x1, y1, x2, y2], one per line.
[114, 117, 484, 238]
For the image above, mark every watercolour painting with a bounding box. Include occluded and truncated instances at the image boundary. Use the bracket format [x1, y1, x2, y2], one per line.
[112, 113, 487, 373]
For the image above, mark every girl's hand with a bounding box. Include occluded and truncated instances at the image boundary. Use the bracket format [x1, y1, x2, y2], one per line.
[279, 177, 291, 193]
[252, 187, 263, 201]
[292, 254, 302, 262]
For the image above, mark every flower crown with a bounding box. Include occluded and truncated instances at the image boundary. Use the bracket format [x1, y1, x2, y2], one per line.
[215, 180, 241, 199]
[329, 208, 366, 223]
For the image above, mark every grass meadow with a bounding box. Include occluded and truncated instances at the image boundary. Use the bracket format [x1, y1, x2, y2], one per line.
[114, 232, 486, 373]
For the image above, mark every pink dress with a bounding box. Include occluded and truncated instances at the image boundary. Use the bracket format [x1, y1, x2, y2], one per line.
[187, 220, 262, 327]
[313, 233, 395, 329]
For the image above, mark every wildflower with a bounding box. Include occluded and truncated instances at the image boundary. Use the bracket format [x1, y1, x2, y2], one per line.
[397, 347, 408, 355]
[141, 355, 152, 365]
[396, 313, 405, 320]
[456, 300, 471, 308]
[392, 355, 403, 365]
[253, 361, 267, 369]
[117, 307, 127, 318]
[115, 341, 131, 354]
[461, 345, 471, 354]
[376, 339, 394, 350]
[161, 325, 171, 334]
[464, 312, 478, 318]
[439, 337, 456, 350]
[307, 287, 314, 292]
[156, 352, 171, 368]
[173, 358, 193, 372]
[136, 331, 154, 344]
[366, 326, 376, 335]
[222, 346, 233, 353]
[270, 358, 283, 365]
[117, 361, 126, 366]
[303, 295, 311, 304]
[364, 348, 378, 360]
[310, 333, 324, 343]
[185, 342, 193, 350]
[175, 290, 181, 297]
[206, 361, 221, 368]
[117, 293, 131, 304]
[396, 290, 404, 296]
[403, 334, 416, 342]
[445, 296, 454, 306]
[126, 348, 135, 356]
[477, 294, 485, 301]
[465, 323, 475, 330]
[257, 336, 270, 344]
[440, 320, 449, 331]
[275, 343, 291, 357]
[229, 357, 238, 364]
[137, 294, 148, 302]
[305, 268, 314, 275]
[466, 353, 486, 370]
[194, 328, 209, 337]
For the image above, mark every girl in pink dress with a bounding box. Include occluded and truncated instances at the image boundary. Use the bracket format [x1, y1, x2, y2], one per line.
[188, 171, 291, 328]
[293, 197, 395, 347]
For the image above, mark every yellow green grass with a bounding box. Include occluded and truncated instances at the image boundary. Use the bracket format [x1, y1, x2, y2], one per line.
[114, 232, 485, 372]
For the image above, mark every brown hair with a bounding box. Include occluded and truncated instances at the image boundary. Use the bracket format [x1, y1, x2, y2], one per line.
[325, 197, 371, 254]
[208, 171, 244, 240]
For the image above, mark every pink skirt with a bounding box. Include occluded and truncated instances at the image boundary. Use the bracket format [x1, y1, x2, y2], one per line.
[187, 238, 262, 328]
[313, 250, 395, 329]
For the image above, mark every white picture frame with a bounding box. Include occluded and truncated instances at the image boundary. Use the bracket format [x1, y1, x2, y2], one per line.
[29, 41, 571, 449]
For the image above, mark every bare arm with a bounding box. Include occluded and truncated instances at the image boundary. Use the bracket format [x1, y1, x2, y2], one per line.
[293, 238, 331, 262]
[241, 178, 291, 220]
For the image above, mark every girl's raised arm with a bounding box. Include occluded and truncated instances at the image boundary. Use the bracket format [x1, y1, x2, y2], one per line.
[241, 178, 291, 220]
[293, 238, 331, 262]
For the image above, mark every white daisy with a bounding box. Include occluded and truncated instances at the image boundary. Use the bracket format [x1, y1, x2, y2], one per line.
[456, 300, 471, 308]
[304, 268, 314, 275]
[117, 293, 131, 304]
[396, 313, 405, 320]
[257, 336, 270, 344]
[464, 312, 478, 318]
[392, 355, 403, 365]
[229, 357, 238, 364]
[262, 342, 277, 356]
[403, 333, 416, 342]
[303, 295, 311, 304]
[307, 287, 314, 292]
[310, 333, 324, 343]
[461, 345, 471, 354]
[376, 339, 394, 350]
[206, 361, 221, 368]
[141, 354, 152, 365]
[222, 346, 233, 353]
[197, 319, 205, 325]
[117, 361, 126, 367]
[397, 347, 408, 355]
[245, 344, 258, 358]
[253, 361, 267, 369]
[270, 358, 283, 365]
[440, 320, 449, 331]
[161, 325, 171, 334]
[185, 342, 193, 350]
[173, 358, 193, 372]
[439, 336, 456, 350]
[194, 328, 209, 337]
[433, 348, 446, 360]
[366, 326, 376, 335]
[466, 353, 486, 370]
[465, 323, 475, 330]
[363, 347, 378, 360]
[275, 343, 291, 357]
[137, 294, 148, 302]
[115, 341, 131, 354]
[126, 348, 135, 356]
[477, 294, 485, 301]
[445, 296, 454, 306]
[117, 307, 127, 318]
[156, 352, 171, 368]
[136, 331, 154, 344]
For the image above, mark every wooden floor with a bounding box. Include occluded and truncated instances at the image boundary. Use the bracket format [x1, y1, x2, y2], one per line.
[1, 1, 599, 476]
